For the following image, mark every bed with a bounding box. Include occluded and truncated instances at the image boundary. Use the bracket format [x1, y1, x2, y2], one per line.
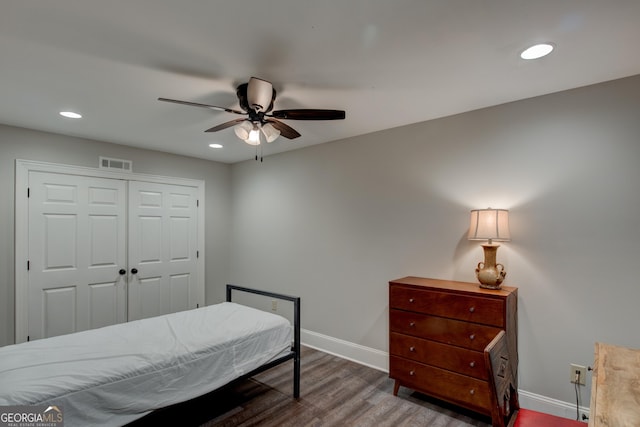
[0, 284, 301, 427]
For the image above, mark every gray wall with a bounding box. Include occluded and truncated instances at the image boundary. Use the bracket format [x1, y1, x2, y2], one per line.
[229, 75, 640, 404]
[0, 126, 232, 347]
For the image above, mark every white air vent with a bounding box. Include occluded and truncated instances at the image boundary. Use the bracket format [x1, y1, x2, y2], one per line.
[99, 156, 132, 172]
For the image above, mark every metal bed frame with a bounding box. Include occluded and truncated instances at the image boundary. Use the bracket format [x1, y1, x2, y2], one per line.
[226, 284, 301, 398]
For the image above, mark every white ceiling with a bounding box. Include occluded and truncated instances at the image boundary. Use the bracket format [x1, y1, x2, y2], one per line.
[1, 1, 639, 164]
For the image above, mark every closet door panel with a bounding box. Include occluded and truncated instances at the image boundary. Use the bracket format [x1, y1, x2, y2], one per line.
[28, 172, 127, 340]
[128, 181, 198, 321]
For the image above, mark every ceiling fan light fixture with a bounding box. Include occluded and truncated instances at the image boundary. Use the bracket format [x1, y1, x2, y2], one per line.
[246, 126, 261, 146]
[233, 121, 253, 140]
[261, 123, 281, 143]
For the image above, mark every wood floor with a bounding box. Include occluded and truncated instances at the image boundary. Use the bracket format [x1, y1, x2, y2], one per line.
[132, 346, 491, 426]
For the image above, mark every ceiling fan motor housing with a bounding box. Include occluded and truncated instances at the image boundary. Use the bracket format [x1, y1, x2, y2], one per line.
[245, 77, 275, 112]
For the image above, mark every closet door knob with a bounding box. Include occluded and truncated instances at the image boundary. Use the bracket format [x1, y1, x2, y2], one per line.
[131, 268, 138, 274]
[119, 269, 126, 275]
[469, 306, 475, 313]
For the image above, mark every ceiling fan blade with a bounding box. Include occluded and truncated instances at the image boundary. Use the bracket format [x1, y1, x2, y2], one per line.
[270, 109, 345, 120]
[205, 118, 247, 132]
[158, 97, 245, 115]
[265, 118, 301, 139]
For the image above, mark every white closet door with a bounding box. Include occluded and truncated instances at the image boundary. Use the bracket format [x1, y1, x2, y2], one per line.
[28, 172, 127, 340]
[127, 181, 199, 321]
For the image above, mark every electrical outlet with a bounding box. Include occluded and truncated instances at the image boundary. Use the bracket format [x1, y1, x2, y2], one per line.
[570, 363, 586, 385]
[271, 300, 278, 312]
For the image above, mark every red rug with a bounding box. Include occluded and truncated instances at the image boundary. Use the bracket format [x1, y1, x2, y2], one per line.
[515, 408, 585, 426]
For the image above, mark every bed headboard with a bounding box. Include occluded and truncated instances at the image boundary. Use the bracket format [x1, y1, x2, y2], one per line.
[226, 284, 301, 398]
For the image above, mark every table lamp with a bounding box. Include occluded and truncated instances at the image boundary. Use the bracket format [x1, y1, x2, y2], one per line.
[468, 208, 510, 289]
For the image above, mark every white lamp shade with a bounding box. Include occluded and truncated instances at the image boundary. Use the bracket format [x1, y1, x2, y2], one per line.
[261, 122, 281, 142]
[468, 209, 510, 241]
[246, 128, 261, 145]
[234, 121, 253, 140]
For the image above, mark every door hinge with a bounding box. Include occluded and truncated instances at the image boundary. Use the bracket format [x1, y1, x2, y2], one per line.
[197, 250, 199, 259]
[27, 336, 30, 342]
[27, 260, 30, 270]
[27, 187, 30, 198]
[197, 199, 199, 207]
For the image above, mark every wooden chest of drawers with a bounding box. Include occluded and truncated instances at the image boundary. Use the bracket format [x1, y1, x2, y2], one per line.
[389, 276, 517, 423]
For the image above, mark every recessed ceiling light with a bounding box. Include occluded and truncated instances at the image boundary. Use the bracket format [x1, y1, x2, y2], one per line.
[209, 143, 223, 149]
[520, 43, 554, 60]
[59, 111, 82, 119]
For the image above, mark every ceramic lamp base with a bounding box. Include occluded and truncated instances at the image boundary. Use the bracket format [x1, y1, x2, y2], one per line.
[475, 244, 506, 289]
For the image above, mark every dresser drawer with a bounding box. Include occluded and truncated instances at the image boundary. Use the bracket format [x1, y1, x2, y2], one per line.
[390, 332, 487, 380]
[390, 285, 505, 327]
[390, 309, 501, 352]
[389, 355, 492, 413]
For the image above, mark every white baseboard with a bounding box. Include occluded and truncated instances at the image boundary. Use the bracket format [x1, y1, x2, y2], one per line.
[301, 328, 388, 372]
[301, 328, 589, 422]
[518, 389, 589, 422]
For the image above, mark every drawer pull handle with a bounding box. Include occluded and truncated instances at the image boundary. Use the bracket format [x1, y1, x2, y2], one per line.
[469, 334, 475, 340]
[409, 321, 415, 327]
[469, 389, 475, 395]
[409, 346, 415, 352]
[409, 298, 415, 303]
[409, 370, 415, 376]
[469, 306, 475, 313]
[469, 361, 475, 368]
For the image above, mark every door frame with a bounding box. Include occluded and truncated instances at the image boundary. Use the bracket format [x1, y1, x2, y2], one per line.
[15, 159, 205, 343]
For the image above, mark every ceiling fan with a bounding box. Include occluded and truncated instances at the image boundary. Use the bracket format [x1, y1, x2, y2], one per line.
[158, 77, 345, 146]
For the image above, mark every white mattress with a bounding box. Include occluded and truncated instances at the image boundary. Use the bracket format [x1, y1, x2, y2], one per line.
[0, 302, 293, 427]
